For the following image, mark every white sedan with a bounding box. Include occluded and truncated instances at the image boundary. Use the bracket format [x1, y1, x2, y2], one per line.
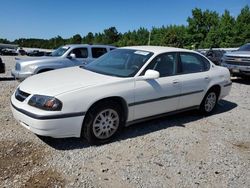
[11, 46, 232, 144]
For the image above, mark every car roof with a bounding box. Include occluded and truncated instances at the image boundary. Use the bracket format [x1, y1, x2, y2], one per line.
[64, 44, 116, 48]
[120, 46, 194, 54]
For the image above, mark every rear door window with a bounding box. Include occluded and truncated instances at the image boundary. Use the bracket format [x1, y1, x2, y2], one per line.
[91, 47, 108, 58]
[179, 52, 210, 74]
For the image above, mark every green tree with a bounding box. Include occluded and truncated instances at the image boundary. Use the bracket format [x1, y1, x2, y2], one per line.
[187, 8, 219, 48]
[234, 5, 250, 46]
[217, 10, 235, 47]
[93, 33, 104, 44]
[150, 26, 166, 46]
[49, 35, 65, 49]
[70, 34, 82, 44]
[163, 25, 188, 48]
[103, 27, 121, 44]
[82, 32, 94, 44]
[0, 38, 11, 44]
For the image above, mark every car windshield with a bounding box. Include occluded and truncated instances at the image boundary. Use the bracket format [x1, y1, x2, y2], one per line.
[50, 46, 70, 57]
[84, 49, 153, 77]
[238, 44, 250, 51]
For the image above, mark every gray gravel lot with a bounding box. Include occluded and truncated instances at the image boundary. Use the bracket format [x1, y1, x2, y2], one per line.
[0, 56, 250, 188]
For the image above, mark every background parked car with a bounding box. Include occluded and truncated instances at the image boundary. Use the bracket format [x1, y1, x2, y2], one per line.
[0, 48, 18, 56]
[17, 48, 26, 56]
[11, 44, 115, 80]
[221, 43, 250, 78]
[0, 57, 5, 73]
[26, 50, 47, 57]
[205, 49, 226, 65]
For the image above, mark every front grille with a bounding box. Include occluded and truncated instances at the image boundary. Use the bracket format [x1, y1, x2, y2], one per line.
[225, 56, 250, 66]
[225, 61, 250, 66]
[15, 88, 30, 102]
[225, 56, 250, 63]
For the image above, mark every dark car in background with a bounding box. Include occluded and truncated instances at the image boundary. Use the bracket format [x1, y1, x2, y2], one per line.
[0, 48, 18, 56]
[17, 49, 26, 56]
[0, 57, 5, 73]
[26, 50, 49, 57]
[205, 49, 226, 65]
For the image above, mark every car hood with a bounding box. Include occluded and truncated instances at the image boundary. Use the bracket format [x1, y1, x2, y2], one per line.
[16, 56, 60, 65]
[19, 66, 122, 96]
[225, 51, 250, 57]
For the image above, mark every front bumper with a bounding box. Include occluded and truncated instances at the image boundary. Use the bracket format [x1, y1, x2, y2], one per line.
[221, 63, 250, 76]
[10, 95, 85, 138]
[11, 69, 33, 80]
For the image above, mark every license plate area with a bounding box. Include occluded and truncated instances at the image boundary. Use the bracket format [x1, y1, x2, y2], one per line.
[232, 68, 240, 73]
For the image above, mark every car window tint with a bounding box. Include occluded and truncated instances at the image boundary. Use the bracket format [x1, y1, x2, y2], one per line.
[239, 44, 250, 51]
[92, 47, 107, 58]
[199, 55, 211, 71]
[143, 53, 177, 77]
[180, 53, 208, 74]
[85, 49, 153, 77]
[70, 48, 88, 58]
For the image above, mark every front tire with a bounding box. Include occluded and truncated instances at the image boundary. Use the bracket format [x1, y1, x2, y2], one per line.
[200, 90, 218, 114]
[83, 101, 123, 145]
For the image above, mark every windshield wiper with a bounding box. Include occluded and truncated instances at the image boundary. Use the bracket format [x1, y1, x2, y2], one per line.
[79, 65, 86, 69]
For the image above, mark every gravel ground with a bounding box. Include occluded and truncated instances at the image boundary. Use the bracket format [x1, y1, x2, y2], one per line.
[0, 56, 250, 188]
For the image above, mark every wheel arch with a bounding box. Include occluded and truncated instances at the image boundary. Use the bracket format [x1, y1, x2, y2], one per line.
[35, 68, 54, 74]
[199, 84, 221, 114]
[81, 96, 129, 136]
[207, 84, 221, 97]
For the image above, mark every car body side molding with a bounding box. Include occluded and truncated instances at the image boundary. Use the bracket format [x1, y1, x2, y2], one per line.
[128, 90, 204, 107]
[126, 105, 200, 126]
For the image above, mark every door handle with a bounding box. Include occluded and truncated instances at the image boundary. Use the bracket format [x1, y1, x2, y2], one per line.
[204, 76, 210, 80]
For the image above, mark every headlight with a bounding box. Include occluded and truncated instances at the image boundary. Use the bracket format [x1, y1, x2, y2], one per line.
[15, 63, 21, 71]
[28, 95, 62, 111]
[29, 64, 37, 71]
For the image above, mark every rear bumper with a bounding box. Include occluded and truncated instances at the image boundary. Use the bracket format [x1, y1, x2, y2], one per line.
[219, 81, 232, 100]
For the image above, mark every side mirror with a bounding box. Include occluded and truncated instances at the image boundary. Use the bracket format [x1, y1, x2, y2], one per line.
[68, 53, 76, 59]
[140, 69, 160, 80]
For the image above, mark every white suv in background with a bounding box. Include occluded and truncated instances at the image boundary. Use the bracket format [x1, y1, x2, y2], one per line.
[11, 44, 115, 80]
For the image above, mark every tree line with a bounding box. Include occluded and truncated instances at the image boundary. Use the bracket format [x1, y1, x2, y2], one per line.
[1, 5, 249, 49]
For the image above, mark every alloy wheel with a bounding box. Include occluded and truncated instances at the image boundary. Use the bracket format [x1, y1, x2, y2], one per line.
[204, 92, 217, 112]
[92, 109, 119, 139]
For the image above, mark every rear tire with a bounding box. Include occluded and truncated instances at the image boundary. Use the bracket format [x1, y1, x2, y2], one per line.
[83, 101, 124, 145]
[200, 89, 218, 115]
